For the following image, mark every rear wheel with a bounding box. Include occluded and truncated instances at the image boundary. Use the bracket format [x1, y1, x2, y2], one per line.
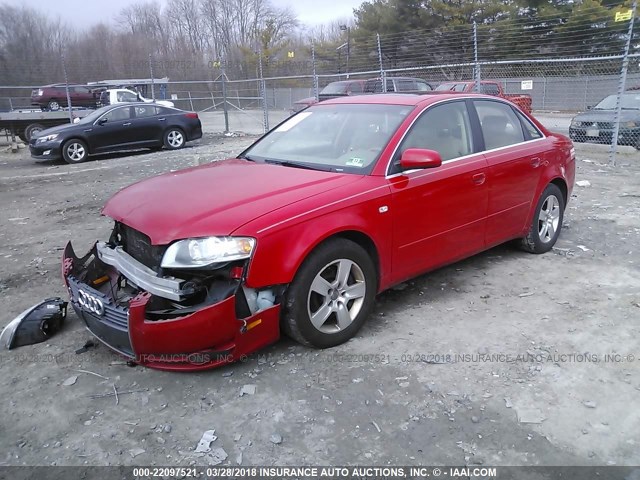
[163, 128, 185, 149]
[282, 238, 376, 348]
[47, 100, 61, 111]
[62, 139, 88, 164]
[520, 184, 565, 254]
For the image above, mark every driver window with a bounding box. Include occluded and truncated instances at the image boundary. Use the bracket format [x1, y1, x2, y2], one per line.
[393, 101, 473, 173]
[103, 107, 132, 122]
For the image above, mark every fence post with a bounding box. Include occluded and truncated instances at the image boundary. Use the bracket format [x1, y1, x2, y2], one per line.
[149, 53, 156, 101]
[221, 62, 230, 134]
[376, 33, 385, 88]
[61, 54, 73, 123]
[473, 22, 481, 92]
[258, 50, 269, 133]
[610, 0, 637, 166]
[312, 42, 319, 101]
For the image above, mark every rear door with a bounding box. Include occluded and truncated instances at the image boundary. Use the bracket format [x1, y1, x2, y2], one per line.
[388, 99, 489, 282]
[129, 105, 162, 146]
[471, 99, 551, 246]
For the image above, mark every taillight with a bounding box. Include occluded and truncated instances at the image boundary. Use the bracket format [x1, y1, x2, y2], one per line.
[184, 112, 198, 119]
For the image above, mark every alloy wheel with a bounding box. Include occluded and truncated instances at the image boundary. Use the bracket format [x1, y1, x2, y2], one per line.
[306, 258, 366, 333]
[167, 130, 184, 148]
[537, 194, 560, 243]
[66, 142, 86, 162]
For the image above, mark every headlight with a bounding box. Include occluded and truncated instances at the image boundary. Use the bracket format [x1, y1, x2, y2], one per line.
[37, 134, 58, 143]
[161, 236, 256, 269]
[624, 121, 637, 128]
[570, 119, 581, 127]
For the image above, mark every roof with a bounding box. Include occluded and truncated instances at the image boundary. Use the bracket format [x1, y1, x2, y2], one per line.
[321, 92, 492, 106]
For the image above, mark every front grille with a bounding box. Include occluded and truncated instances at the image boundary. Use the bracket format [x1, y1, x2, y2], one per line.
[68, 276, 128, 329]
[114, 222, 167, 271]
[597, 122, 613, 129]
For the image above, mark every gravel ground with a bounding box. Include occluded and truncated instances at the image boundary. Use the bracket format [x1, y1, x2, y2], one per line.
[0, 132, 639, 470]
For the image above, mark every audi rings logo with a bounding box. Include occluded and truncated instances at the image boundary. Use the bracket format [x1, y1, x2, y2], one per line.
[78, 290, 105, 316]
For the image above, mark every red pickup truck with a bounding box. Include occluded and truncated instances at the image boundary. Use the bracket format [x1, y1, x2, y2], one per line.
[435, 80, 533, 113]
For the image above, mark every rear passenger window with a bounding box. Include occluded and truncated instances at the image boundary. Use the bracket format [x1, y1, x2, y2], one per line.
[349, 83, 363, 94]
[415, 81, 432, 91]
[474, 100, 525, 150]
[515, 110, 543, 140]
[134, 105, 158, 117]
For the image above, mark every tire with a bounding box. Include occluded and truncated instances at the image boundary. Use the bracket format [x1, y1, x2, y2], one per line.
[47, 100, 61, 111]
[520, 183, 565, 254]
[61, 139, 89, 164]
[282, 238, 377, 348]
[163, 128, 185, 149]
[24, 123, 45, 142]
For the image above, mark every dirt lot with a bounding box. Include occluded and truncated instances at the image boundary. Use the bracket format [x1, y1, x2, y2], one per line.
[0, 132, 639, 470]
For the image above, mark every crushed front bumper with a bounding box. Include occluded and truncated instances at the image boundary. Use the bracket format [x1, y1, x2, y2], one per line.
[62, 242, 281, 371]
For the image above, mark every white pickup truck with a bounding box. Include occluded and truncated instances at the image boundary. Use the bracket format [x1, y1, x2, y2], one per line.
[99, 88, 175, 108]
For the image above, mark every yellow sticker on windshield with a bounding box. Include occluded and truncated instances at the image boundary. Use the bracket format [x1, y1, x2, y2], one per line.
[346, 157, 364, 167]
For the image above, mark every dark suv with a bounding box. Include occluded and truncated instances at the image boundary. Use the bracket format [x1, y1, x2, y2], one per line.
[31, 84, 100, 111]
[364, 77, 433, 94]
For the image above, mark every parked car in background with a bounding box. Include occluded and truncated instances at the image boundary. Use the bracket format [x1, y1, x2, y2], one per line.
[569, 93, 640, 149]
[30, 103, 201, 163]
[31, 84, 102, 111]
[291, 80, 366, 113]
[99, 88, 175, 108]
[61, 93, 574, 371]
[435, 80, 533, 113]
[364, 77, 433, 94]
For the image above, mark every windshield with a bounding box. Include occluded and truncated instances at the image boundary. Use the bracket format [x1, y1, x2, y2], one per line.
[241, 103, 414, 174]
[320, 82, 350, 95]
[76, 105, 112, 124]
[594, 94, 640, 110]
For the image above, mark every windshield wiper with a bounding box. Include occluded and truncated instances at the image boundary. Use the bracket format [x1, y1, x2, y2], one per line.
[238, 153, 258, 162]
[263, 159, 332, 171]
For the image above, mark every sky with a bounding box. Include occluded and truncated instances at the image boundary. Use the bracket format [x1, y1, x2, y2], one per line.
[18, 0, 363, 28]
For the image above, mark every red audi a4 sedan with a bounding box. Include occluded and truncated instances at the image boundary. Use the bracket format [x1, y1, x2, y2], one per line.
[62, 93, 575, 371]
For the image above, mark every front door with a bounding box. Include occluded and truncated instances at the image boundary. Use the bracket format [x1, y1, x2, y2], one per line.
[389, 100, 489, 283]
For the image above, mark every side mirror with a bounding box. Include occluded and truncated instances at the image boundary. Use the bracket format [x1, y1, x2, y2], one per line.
[586, 105, 593, 110]
[399, 148, 442, 170]
[97, 117, 108, 125]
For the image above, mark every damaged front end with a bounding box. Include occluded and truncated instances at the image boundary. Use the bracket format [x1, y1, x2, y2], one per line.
[62, 222, 282, 371]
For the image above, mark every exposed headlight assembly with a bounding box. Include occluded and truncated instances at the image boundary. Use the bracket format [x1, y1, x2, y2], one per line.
[161, 237, 256, 269]
[624, 121, 637, 128]
[37, 134, 59, 143]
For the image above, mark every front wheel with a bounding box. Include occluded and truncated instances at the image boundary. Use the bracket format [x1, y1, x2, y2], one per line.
[282, 238, 377, 348]
[47, 100, 61, 111]
[163, 128, 185, 149]
[520, 183, 565, 254]
[62, 139, 88, 164]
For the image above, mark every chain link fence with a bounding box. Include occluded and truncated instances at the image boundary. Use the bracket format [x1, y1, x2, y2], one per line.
[1, 1, 638, 164]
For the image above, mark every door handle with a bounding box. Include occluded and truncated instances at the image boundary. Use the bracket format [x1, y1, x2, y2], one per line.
[158, 118, 166, 121]
[123, 122, 132, 126]
[472, 173, 486, 185]
[531, 157, 541, 168]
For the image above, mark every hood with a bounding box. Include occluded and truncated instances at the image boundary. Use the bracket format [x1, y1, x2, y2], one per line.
[102, 159, 364, 245]
[34, 122, 78, 138]
[573, 109, 640, 123]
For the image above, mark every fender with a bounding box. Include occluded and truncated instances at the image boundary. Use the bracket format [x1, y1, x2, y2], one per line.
[521, 138, 575, 236]
[243, 200, 393, 291]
